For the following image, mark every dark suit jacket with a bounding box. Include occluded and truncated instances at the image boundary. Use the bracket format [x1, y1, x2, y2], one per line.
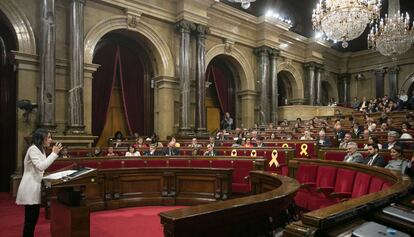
[163, 147, 180, 156]
[143, 150, 164, 156]
[316, 137, 332, 147]
[382, 141, 403, 150]
[204, 150, 217, 156]
[364, 154, 386, 167]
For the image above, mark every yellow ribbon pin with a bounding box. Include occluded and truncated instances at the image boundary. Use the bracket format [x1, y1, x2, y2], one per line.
[231, 149, 237, 157]
[282, 143, 289, 148]
[269, 149, 280, 168]
[300, 144, 308, 156]
[251, 150, 257, 157]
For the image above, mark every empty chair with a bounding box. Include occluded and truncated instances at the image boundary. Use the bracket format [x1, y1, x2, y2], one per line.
[351, 172, 372, 198]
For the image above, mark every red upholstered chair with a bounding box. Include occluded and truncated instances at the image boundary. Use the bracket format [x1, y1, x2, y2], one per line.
[189, 159, 211, 168]
[324, 151, 346, 162]
[265, 150, 287, 174]
[368, 176, 385, 193]
[351, 172, 372, 198]
[315, 166, 338, 193]
[123, 159, 145, 168]
[168, 159, 190, 167]
[330, 168, 357, 198]
[146, 159, 167, 167]
[381, 182, 393, 190]
[232, 160, 253, 194]
[100, 160, 123, 169]
[296, 164, 318, 187]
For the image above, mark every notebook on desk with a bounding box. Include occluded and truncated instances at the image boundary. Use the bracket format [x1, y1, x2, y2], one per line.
[352, 221, 409, 237]
[382, 205, 414, 223]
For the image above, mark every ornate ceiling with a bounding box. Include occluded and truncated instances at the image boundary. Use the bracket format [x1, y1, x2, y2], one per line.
[222, 0, 414, 52]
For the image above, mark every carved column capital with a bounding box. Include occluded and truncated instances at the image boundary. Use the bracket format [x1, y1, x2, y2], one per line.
[254, 46, 272, 56]
[73, 0, 86, 4]
[388, 66, 400, 74]
[374, 68, 386, 75]
[195, 24, 210, 37]
[175, 20, 196, 34]
[303, 62, 318, 70]
[269, 48, 280, 58]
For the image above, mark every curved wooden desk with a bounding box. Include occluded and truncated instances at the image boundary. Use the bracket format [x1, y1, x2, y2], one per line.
[160, 171, 300, 237]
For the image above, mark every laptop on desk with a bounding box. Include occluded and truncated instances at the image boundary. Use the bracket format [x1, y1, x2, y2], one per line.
[352, 221, 409, 237]
[382, 204, 414, 224]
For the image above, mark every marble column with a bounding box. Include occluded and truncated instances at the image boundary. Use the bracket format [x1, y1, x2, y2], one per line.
[304, 63, 316, 105]
[374, 69, 385, 99]
[67, 0, 86, 134]
[338, 73, 351, 105]
[195, 25, 209, 135]
[269, 49, 279, 124]
[315, 65, 324, 105]
[388, 66, 399, 100]
[254, 46, 271, 126]
[176, 20, 195, 135]
[39, 0, 56, 130]
[238, 90, 257, 129]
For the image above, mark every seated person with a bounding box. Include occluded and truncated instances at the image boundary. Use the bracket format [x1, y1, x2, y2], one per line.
[385, 146, 410, 174]
[133, 137, 148, 148]
[163, 141, 180, 156]
[231, 138, 242, 147]
[59, 146, 70, 158]
[125, 145, 141, 157]
[363, 136, 383, 150]
[208, 136, 219, 147]
[339, 133, 352, 149]
[343, 142, 364, 164]
[316, 129, 332, 147]
[106, 146, 116, 157]
[143, 143, 163, 156]
[351, 123, 363, 138]
[243, 137, 254, 148]
[300, 129, 314, 140]
[203, 144, 217, 156]
[383, 130, 402, 150]
[400, 122, 413, 140]
[90, 147, 101, 157]
[364, 144, 386, 167]
[255, 137, 265, 147]
[113, 131, 124, 148]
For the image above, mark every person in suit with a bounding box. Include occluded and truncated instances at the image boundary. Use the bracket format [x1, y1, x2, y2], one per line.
[16, 128, 63, 237]
[339, 133, 352, 149]
[351, 122, 363, 138]
[163, 141, 180, 156]
[383, 130, 402, 150]
[343, 142, 364, 164]
[316, 129, 332, 147]
[365, 144, 386, 167]
[255, 137, 266, 147]
[203, 144, 217, 156]
[143, 144, 163, 156]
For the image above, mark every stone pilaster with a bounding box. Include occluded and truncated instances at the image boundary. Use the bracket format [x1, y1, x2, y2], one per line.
[388, 66, 399, 100]
[39, 0, 56, 130]
[176, 20, 195, 136]
[269, 49, 279, 124]
[338, 73, 351, 105]
[195, 24, 209, 136]
[303, 62, 317, 105]
[154, 76, 179, 139]
[254, 46, 271, 126]
[315, 65, 324, 105]
[66, 0, 86, 134]
[238, 90, 257, 129]
[374, 69, 386, 99]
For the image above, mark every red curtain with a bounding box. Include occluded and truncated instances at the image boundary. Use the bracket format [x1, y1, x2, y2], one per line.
[210, 64, 235, 117]
[92, 44, 119, 137]
[118, 46, 145, 135]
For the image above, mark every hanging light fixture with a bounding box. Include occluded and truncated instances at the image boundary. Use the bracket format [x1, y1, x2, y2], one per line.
[368, 0, 414, 60]
[312, 0, 382, 48]
[227, 0, 256, 10]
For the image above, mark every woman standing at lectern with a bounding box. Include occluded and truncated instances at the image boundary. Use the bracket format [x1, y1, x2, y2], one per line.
[16, 128, 62, 237]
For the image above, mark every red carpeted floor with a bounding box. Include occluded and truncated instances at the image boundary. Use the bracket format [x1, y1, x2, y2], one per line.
[0, 193, 184, 237]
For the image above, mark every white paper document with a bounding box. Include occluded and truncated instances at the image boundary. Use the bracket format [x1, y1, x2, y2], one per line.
[43, 170, 77, 180]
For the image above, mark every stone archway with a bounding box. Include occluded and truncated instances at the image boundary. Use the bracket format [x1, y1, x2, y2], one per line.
[206, 44, 255, 127]
[277, 70, 298, 105]
[322, 75, 339, 104]
[277, 62, 304, 99]
[84, 14, 174, 77]
[0, 0, 36, 54]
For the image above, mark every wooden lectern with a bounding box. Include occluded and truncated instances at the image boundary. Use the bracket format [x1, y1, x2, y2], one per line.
[43, 168, 97, 237]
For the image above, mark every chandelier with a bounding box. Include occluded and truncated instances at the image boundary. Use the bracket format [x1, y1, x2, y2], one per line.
[312, 0, 381, 48]
[227, 0, 256, 10]
[368, 0, 414, 60]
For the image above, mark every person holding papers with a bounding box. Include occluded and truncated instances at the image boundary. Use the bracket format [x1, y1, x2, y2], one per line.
[16, 128, 62, 237]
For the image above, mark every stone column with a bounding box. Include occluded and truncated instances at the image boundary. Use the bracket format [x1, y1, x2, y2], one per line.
[67, 0, 86, 134]
[238, 90, 257, 129]
[254, 46, 271, 126]
[269, 49, 279, 124]
[338, 73, 351, 105]
[195, 25, 209, 136]
[39, 0, 56, 130]
[374, 69, 385, 99]
[315, 65, 324, 105]
[388, 66, 399, 99]
[304, 63, 316, 105]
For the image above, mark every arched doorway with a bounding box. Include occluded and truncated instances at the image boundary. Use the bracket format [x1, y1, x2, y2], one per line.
[92, 30, 154, 146]
[277, 70, 296, 106]
[206, 56, 238, 132]
[320, 81, 332, 106]
[0, 11, 17, 191]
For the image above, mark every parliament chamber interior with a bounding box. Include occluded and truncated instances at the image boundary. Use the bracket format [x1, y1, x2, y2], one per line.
[1, 0, 414, 236]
